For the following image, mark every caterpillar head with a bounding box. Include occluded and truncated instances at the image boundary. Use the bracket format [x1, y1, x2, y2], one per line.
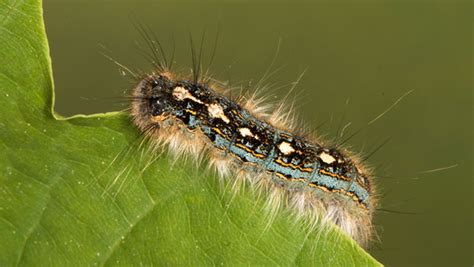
[131, 74, 175, 131]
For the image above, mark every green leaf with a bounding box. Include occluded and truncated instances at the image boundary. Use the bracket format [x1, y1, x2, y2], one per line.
[0, 0, 381, 265]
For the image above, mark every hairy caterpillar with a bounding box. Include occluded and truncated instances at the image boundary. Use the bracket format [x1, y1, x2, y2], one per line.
[129, 60, 376, 247]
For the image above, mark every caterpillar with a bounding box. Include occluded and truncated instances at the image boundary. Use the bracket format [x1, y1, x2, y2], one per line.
[129, 63, 376, 247]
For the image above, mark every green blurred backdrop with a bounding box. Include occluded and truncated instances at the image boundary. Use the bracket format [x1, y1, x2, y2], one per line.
[44, 0, 472, 266]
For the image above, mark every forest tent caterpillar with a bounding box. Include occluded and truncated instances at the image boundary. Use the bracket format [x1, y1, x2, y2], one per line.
[129, 65, 376, 247]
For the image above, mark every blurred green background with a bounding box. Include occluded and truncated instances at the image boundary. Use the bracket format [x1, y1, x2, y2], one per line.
[43, 0, 472, 266]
